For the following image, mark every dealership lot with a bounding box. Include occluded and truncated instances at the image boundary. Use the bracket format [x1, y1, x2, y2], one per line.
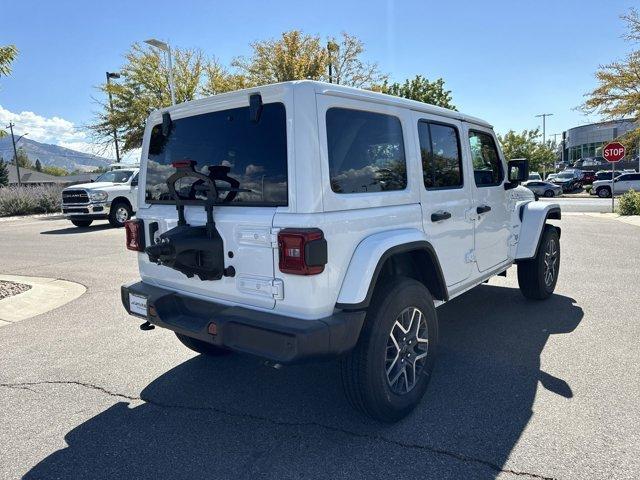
[0, 213, 639, 480]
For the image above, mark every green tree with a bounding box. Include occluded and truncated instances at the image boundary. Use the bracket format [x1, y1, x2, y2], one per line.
[497, 128, 557, 174]
[41, 165, 69, 176]
[201, 58, 254, 96]
[232, 30, 328, 84]
[324, 32, 387, 88]
[89, 43, 206, 152]
[0, 45, 18, 77]
[35, 158, 42, 172]
[381, 75, 456, 110]
[0, 157, 8, 186]
[14, 147, 32, 169]
[581, 8, 640, 156]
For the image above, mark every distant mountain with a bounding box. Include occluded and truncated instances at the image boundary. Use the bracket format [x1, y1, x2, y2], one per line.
[0, 136, 111, 172]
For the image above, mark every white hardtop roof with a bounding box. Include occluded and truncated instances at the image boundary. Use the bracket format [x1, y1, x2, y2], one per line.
[152, 80, 493, 129]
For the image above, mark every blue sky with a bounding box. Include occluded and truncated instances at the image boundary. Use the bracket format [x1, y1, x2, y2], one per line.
[0, 0, 636, 159]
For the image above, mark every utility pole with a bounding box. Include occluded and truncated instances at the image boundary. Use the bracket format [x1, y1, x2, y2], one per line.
[106, 72, 121, 162]
[7, 123, 21, 187]
[536, 113, 553, 177]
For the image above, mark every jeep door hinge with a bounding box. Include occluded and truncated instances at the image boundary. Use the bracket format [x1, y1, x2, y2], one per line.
[465, 249, 476, 263]
[270, 229, 280, 248]
[271, 279, 284, 300]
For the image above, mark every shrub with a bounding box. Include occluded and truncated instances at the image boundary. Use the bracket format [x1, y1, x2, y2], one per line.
[0, 185, 63, 216]
[617, 190, 640, 216]
[585, 185, 592, 194]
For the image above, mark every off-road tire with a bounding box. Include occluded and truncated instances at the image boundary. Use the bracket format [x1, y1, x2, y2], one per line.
[517, 225, 560, 300]
[339, 277, 438, 422]
[71, 219, 93, 227]
[108, 201, 132, 227]
[543, 189, 554, 198]
[175, 332, 232, 356]
[597, 187, 611, 198]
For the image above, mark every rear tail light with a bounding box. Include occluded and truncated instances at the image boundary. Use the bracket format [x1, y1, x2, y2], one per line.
[125, 219, 145, 252]
[278, 229, 327, 275]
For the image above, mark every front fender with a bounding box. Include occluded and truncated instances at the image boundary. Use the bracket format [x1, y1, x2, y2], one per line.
[515, 201, 561, 260]
[336, 228, 430, 307]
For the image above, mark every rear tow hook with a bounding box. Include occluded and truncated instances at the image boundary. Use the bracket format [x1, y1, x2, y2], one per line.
[140, 321, 155, 331]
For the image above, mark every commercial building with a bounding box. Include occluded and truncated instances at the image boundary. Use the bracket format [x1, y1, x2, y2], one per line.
[564, 118, 637, 163]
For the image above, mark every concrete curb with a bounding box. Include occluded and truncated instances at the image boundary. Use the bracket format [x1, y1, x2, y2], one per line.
[0, 274, 86, 324]
[563, 212, 640, 227]
[0, 213, 65, 223]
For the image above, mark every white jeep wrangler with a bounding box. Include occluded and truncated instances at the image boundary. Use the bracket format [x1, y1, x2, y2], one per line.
[121, 81, 561, 422]
[61, 167, 139, 227]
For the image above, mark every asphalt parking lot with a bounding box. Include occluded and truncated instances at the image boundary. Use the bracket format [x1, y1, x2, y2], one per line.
[1, 213, 639, 480]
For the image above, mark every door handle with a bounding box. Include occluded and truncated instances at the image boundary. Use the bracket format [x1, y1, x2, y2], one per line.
[476, 205, 492, 215]
[431, 211, 452, 222]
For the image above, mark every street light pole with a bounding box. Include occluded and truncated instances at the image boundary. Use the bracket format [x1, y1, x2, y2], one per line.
[106, 72, 121, 162]
[327, 41, 339, 84]
[535, 113, 553, 177]
[144, 39, 176, 105]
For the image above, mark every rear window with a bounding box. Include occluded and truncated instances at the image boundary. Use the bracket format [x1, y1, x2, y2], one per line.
[326, 108, 407, 194]
[145, 102, 288, 205]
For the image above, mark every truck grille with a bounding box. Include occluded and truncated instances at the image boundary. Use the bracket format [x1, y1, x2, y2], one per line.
[62, 189, 89, 204]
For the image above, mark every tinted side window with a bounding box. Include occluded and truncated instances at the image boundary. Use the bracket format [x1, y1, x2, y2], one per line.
[620, 173, 640, 182]
[469, 131, 504, 187]
[326, 108, 406, 194]
[418, 121, 463, 189]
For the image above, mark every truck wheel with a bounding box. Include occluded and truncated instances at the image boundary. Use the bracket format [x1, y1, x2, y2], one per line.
[108, 201, 132, 227]
[339, 277, 438, 422]
[175, 332, 232, 356]
[517, 225, 560, 300]
[597, 187, 611, 198]
[71, 219, 93, 227]
[543, 189, 554, 198]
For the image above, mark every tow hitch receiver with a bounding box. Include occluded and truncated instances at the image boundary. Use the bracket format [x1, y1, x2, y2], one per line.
[145, 160, 235, 281]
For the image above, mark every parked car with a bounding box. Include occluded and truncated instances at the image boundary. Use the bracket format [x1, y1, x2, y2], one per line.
[551, 170, 582, 192]
[61, 168, 140, 227]
[121, 81, 561, 422]
[592, 172, 640, 198]
[593, 170, 624, 183]
[528, 172, 542, 181]
[579, 170, 596, 184]
[523, 181, 563, 198]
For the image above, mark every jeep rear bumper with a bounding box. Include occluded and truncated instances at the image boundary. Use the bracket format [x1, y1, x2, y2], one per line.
[121, 281, 366, 364]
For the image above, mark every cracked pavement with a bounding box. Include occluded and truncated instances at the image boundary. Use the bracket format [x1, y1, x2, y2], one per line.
[1, 215, 639, 479]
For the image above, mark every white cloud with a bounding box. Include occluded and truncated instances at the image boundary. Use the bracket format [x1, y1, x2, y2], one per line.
[0, 104, 140, 162]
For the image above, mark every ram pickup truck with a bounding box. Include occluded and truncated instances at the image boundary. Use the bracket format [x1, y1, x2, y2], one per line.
[61, 168, 139, 227]
[121, 81, 561, 421]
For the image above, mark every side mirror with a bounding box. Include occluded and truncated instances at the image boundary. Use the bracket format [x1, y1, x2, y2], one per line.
[506, 159, 529, 189]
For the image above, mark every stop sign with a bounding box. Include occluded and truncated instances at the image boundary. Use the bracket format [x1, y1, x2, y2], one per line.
[603, 142, 626, 162]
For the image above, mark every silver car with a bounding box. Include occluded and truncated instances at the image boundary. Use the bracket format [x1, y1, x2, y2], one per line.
[523, 180, 563, 198]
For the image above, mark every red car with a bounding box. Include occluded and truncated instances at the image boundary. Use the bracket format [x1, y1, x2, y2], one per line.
[580, 170, 596, 184]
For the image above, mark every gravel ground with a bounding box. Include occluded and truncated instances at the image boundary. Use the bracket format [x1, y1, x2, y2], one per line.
[0, 280, 31, 300]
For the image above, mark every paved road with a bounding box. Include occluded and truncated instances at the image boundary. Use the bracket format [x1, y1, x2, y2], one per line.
[1, 215, 639, 479]
[538, 196, 617, 213]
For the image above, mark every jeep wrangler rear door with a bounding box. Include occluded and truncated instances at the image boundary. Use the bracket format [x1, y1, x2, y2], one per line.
[412, 113, 474, 286]
[137, 97, 290, 310]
